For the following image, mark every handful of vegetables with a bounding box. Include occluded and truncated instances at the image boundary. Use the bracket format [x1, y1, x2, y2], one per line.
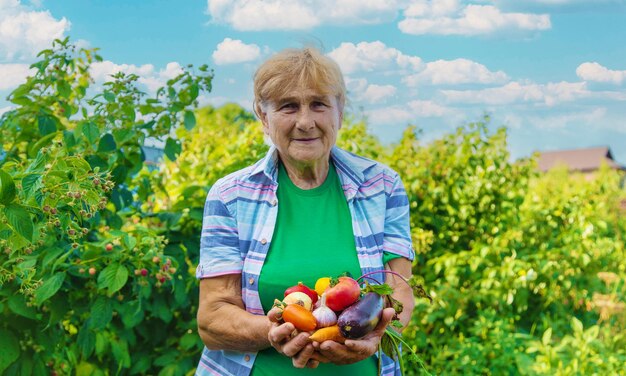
[273, 271, 432, 375]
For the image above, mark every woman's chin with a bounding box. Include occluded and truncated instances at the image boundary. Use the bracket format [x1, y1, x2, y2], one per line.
[285, 146, 328, 165]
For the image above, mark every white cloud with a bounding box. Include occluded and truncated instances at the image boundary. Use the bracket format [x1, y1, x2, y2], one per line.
[0, 63, 32, 89]
[399, 3, 551, 36]
[212, 38, 261, 65]
[0, 0, 70, 60]
[441, 81, 589, 106]
[403, 58, 509, 86]
[576, 62, 626, 85]
[362, 84, 397, 103]
[529, 107, 607, 130]
[90, 60, 184, 93]
[345, 77, 397, 103]
[407, 99, 451, 117]
[366, 99, 451, 125]
[206, 0, 401, 31]
[367, 106, 414, 125]
[328, 41, 422, 75]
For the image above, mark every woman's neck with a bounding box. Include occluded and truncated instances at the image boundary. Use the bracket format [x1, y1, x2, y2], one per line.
[280, 157, 330, 189]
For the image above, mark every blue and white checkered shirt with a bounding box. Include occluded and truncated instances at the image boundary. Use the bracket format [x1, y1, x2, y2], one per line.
[195, 146, 415, 376]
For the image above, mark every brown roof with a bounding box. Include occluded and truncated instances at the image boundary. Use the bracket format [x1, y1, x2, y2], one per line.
[537, 146, 624, 172]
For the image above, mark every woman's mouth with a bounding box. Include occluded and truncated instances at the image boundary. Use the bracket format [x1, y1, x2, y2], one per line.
[292, 138, 318, 143]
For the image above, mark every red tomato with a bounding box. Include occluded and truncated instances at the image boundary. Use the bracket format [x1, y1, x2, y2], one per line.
[325, 277, 361, 312]
[282, 304, 317, 332]
[284, 282, 318, 305]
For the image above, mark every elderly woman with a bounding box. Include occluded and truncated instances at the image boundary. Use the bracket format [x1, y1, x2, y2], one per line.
[195, 47, 415, 376]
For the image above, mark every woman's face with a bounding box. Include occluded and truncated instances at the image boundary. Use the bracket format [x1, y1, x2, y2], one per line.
[260, 87, 342, 168]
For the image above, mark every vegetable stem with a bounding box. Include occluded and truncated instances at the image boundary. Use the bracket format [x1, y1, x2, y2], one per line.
[358, 270, 409, 287]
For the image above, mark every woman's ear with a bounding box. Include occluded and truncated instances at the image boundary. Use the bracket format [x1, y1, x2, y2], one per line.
[255, 102, 270, 133]
[259, 111, 270, 134]
[338, 110, 343, 130]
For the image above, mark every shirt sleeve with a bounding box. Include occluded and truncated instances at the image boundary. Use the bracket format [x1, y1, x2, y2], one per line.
[382, 172, 415, 261]
[195, 183, 243, 279]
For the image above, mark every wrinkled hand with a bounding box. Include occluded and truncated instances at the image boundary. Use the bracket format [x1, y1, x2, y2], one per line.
[311, 307, 395, 365]
[267, 306, 323, 368]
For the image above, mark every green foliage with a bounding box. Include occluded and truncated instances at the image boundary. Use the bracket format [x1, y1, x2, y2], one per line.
[1, 39, 625, 375]
[1, 38, 212, 375]
[390, 121, 626, 375]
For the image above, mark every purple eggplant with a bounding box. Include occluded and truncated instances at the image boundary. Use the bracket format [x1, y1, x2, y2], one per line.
[337, 292, 384, 339]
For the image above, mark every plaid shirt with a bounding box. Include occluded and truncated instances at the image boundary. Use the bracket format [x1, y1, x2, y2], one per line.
[195, 146, 415, 376]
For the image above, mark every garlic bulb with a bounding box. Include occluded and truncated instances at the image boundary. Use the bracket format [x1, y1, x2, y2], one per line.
[312, 294, 337, 328]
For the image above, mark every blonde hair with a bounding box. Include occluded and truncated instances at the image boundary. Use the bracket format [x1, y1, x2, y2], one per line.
[253, 47, 346, 117]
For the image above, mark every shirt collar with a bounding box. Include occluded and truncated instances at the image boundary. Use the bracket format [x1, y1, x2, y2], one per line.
[249, 145, 279, 184]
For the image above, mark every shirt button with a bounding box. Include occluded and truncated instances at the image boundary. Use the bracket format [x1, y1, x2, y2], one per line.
[271, 199, 278, 206]
[248, 278, 255, 285]
[244, 354, 251, 362]
[261, 238, 267, 245]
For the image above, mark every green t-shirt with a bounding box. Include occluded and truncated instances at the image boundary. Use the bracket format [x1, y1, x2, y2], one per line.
[251, 161, 378, 376]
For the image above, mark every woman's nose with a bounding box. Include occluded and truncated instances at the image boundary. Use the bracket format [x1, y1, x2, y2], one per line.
[295, 108, 315, 130]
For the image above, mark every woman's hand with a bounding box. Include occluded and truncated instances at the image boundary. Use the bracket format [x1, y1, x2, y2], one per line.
[267, 306, 323, 368]
[311, 307, 395, 365]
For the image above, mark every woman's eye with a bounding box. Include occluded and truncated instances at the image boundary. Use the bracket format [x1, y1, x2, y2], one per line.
[312, 101, 327, 109]
[280, 103, 297, 111]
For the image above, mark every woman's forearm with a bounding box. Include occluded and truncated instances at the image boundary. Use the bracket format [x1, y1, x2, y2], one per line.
[198, 302, 272, 352]
[386, 257, 415, 331]
[197, 275, 272, 352]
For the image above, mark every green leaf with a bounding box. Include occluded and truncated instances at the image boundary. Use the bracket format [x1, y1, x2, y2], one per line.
[56, 80, 71, 98]
[37, 115, 58, 136]
[89, 297, 113, 330]
[47, 294, 70, 327]
[9, 95, 32, 106]
[179, 333, 200, 351]
[120, 300, 144, 329]
[0, 329, 20, 373]
[571, 317, 583, 334]
[130, 356, 151, 375]
[164, 137, 182, 161]
[18, 350, 34, 376]
[542, 327, 552, 346]
[25, 152, 46, 174]
[95, 332, 108, 356]
[364, 282, 394, 296]
[97, 263, 129, 295]
[189, 83, 199, 101]
[103, 91, 115, 103]
[64, 129, 77, 148]
[83, 122, 100, 145]
[0, 169, 17, 205]
[113, 128, 134, 144]
[184, 111, 196, 130]
[85, 155, 108, 171]
[21, 173, 41, 199]
[7, 295, 37, 319]
[77, 324, 95, 358]
[154, 352, 177, 367]
[158, 364, 179, 376]
[29, 129, 58, 158]
[4, 204, 34, 241]
[76, 362, 97, 376]
[97, 133, 117, 153]
[34, 272, 66, 305]
[111, 338, 131, 368]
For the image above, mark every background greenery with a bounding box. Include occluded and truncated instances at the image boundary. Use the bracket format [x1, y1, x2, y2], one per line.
[1, 40, 625, 375]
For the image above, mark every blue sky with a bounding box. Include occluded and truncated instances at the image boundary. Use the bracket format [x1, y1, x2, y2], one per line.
[1, 0, 626, 163]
